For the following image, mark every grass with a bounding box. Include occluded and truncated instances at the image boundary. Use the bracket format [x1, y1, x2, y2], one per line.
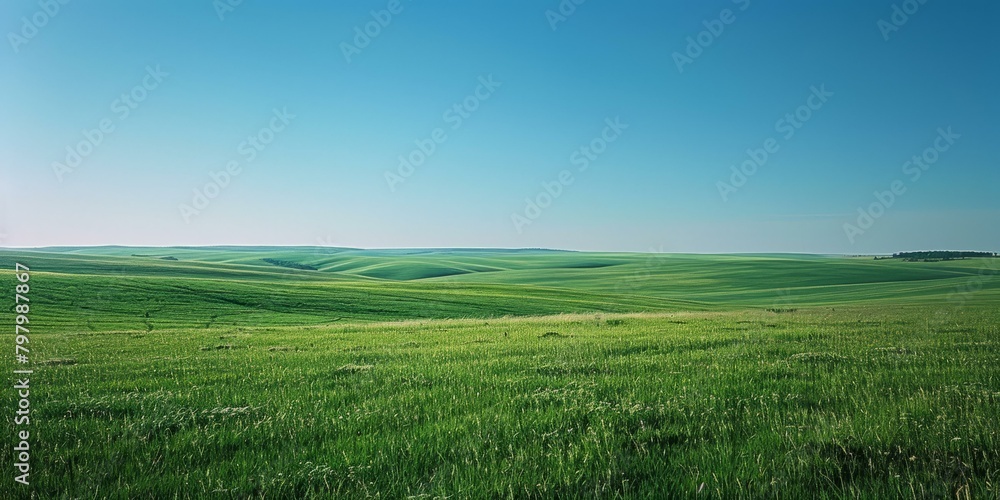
[1, 248, 999, 497]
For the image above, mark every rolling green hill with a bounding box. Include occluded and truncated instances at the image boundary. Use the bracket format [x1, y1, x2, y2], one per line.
[2, 247, 997, 332]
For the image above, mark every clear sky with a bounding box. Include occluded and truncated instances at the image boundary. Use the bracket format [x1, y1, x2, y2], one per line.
[1, 0, 997, 253]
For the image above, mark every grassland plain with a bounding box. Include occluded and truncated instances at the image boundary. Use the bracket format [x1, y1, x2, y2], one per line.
[1, 248, 999, 498]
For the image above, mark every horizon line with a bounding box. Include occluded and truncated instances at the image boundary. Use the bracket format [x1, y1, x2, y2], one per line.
[2, 245, 997, 256]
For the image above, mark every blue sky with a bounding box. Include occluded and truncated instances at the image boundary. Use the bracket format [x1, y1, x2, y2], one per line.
[1, 0, 997, 253]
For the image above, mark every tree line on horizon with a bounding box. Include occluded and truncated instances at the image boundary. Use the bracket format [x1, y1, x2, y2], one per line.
[876, 251, 998, 261]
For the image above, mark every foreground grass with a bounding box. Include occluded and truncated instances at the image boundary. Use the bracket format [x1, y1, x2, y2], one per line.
[6, 306, 999, 498]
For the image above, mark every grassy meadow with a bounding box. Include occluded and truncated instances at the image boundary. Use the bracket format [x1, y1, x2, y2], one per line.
[1, 247, 999, 498]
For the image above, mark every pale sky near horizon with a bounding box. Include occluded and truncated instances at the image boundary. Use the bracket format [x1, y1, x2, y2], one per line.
[1, 1, 997, 253]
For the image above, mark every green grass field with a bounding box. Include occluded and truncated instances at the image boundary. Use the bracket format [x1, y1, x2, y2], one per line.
[2, 248, 999, 498]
